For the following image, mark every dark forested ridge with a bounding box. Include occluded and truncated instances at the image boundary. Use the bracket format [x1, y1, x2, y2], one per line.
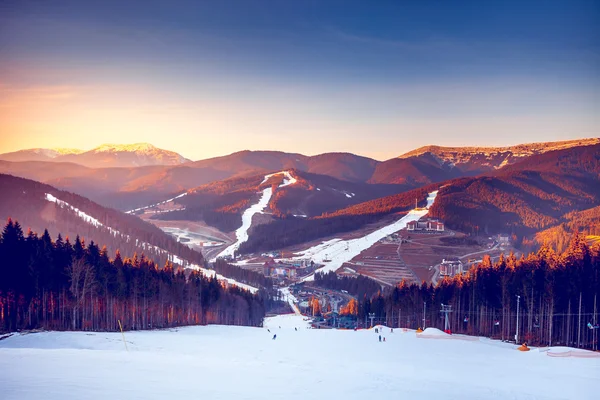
[354, 235, 600, 349]
[0, 174, 204, 269]
[0, 219, 268, 333]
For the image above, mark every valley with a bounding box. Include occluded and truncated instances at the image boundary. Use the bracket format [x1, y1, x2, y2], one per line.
[3, 3, 599, 399]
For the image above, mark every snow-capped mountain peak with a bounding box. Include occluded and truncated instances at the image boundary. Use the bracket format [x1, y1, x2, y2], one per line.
[0, 143, 190, 168]
[92, 143, 157, 153]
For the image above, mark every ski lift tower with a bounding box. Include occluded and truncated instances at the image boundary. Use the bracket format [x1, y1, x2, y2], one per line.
[440, 304, 453, 334]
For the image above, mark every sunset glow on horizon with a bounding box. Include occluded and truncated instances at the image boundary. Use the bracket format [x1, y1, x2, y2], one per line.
[1, 1, 598, 161]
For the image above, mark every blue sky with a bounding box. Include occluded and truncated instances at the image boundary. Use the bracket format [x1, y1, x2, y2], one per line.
[1, 0, 598, 160]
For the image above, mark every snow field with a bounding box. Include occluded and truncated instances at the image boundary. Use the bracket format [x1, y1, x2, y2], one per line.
[1, 314, 598, 400]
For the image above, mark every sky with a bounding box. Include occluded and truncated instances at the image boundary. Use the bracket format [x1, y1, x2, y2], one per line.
[0, 0, 598, 161]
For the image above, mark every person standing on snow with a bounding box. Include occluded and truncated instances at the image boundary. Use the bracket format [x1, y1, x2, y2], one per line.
[378, 335, 382, 342]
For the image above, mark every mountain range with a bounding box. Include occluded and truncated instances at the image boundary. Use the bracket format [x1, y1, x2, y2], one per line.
[1, 138, 597, 212]
[2, 137, 599, 259]
[0, 143, 190, 168]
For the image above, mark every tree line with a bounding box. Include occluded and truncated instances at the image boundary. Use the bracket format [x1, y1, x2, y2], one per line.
[213, 258, 274, 289]
[352, 234, 600, 349]
[313, 271, 381, 300]
[0, 218, 269, 333]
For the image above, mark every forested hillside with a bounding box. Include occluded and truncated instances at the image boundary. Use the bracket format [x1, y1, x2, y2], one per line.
[428, 144, 600, 235]
[268, 170, 407, 217]
[535, 205, 600, 253]
[0, 220, 268, 333]
[0, 174, 204, 269]
[151, 174, 265, 232]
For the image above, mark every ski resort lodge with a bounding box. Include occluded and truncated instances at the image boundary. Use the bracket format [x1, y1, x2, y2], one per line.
[406, 218, 445, 232]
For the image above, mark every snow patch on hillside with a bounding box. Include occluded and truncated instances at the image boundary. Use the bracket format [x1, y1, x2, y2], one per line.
[261, 170, 297, 187]
[45, 194, 119, 236]
[295, 190, 438, 280]
[126, 192, 188, 214]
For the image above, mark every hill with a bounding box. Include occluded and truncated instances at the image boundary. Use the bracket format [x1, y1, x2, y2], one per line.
[426, 144, 600, 236]
[0, 143, 190, 168]
[149, 170, 410, 233]
[535, 205, 600, 252]
[398, 138, 600, 175]
[0, 148, 84, 162]
[0, 174, 204, 269]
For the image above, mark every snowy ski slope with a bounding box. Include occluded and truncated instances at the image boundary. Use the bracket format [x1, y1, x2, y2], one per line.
[212, 171, 297, 261]
[294, 190, 438, 280]
[1, 314, 597, 400]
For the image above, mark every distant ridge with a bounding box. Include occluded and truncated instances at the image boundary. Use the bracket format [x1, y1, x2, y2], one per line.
[0, 142, 191, 168]
[399, 138, 600, 159]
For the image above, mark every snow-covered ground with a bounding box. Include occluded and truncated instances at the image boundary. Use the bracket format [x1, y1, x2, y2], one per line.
[212, 171, 296, 261]
[1, 314, 598, 400]
[295, 190, 438, 280]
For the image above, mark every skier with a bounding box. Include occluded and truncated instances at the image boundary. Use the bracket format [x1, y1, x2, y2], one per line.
[390, 328, 394, 333]
[378, 335, 382, 342]
[383, 337, 386, 342]
[295, 327, 297, 331]
[272, 334, 277, 340]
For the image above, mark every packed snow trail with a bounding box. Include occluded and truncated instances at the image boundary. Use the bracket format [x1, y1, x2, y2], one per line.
[297, 190, 438, 280]
[211, 171, 296, 261]
[1, 314, 598, 400]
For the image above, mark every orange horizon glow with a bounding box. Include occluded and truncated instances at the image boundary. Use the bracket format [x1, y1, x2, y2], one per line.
[2, 80, 597, 162]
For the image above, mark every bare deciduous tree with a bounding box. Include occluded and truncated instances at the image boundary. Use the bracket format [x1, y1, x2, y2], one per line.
[69, 257, 95, 330]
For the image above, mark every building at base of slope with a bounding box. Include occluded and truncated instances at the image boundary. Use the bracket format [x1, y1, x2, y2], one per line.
[406, 218, 445, 232]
